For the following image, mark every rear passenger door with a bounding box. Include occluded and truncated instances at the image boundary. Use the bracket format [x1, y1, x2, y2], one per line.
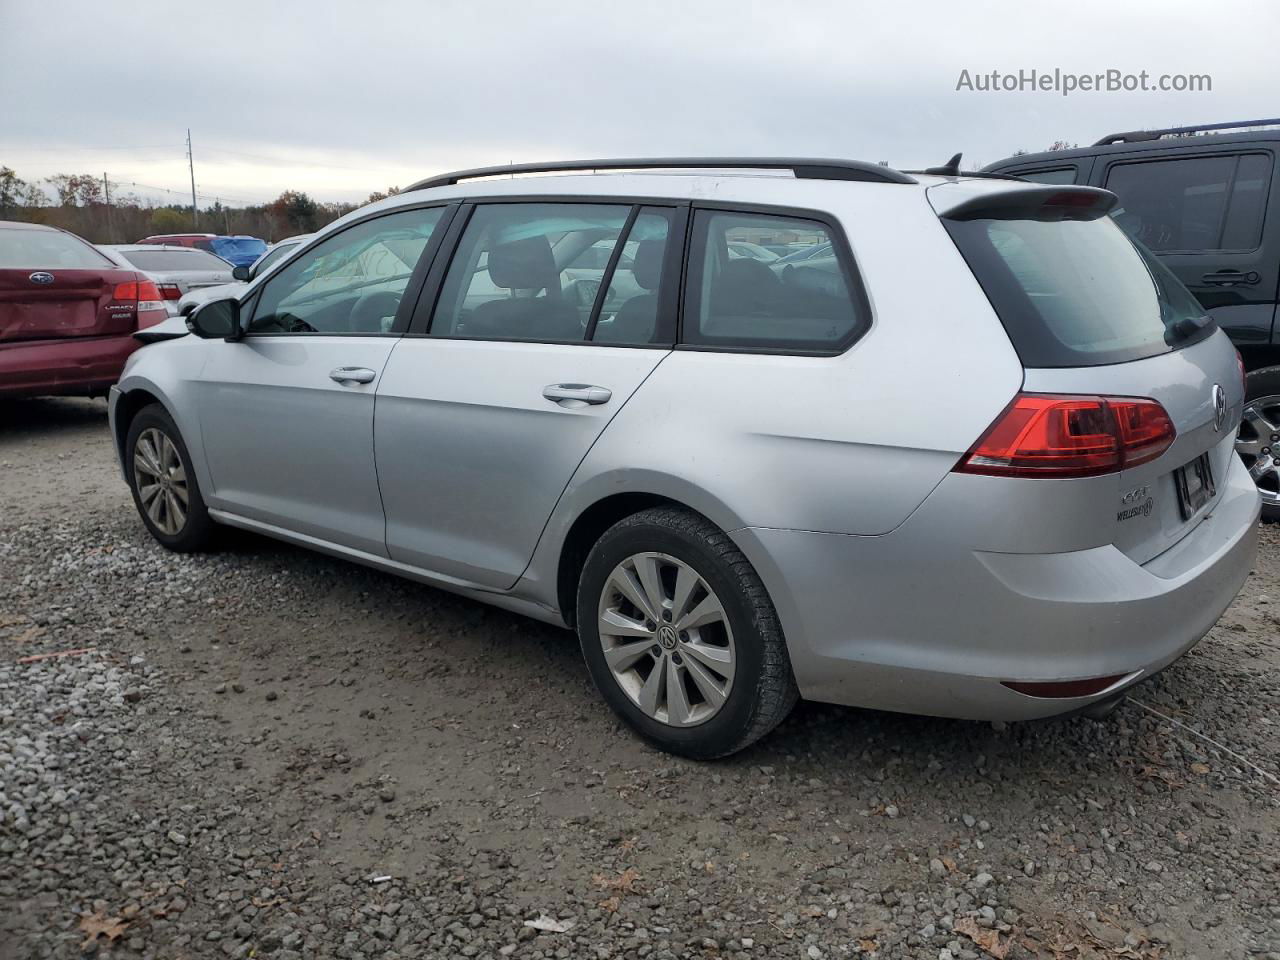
[1100, 147, 1280, 345]
[374, 200, 686, 589]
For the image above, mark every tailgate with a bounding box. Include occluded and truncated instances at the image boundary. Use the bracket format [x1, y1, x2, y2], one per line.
[1023, 330, 1242, 563]
[0, 268, 140, 342]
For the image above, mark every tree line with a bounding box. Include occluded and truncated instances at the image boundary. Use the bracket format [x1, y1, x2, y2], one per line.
[0, 166, 402, 244]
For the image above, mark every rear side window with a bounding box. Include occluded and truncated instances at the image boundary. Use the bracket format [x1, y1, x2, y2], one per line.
[683, 210, 866, 352]
[431, 203, 632, 342]
[117, 248, 229, 271]
[945, 214, 1213, 368]
[0, 228, 112, 269]
[1105, 153, 1273, 252]
[1015, 168, 1078, 185]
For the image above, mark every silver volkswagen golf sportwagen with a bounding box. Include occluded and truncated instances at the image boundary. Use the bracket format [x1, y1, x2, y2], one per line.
[108, 158, 1259, 758]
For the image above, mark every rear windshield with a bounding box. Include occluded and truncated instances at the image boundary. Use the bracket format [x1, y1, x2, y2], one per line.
[210, 236, 268, 260]
[117, 248, 229, 271]
[0, 228, 113, 269]
[945, 214, 1213, 367]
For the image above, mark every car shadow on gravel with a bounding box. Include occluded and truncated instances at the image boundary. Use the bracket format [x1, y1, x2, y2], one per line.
[0, 396, 108, 438]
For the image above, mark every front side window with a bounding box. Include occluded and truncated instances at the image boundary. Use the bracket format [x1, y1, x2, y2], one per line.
[250, 241, 301, 278]
[683, 210, 866, 352]
[250, 207, 443, 335]
[430, 203, 632, 342]
[1106, 153, 1273, 252]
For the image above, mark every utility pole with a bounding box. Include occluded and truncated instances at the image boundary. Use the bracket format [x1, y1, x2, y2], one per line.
[186, 129, 198, 229]
[102, 172, 114, 242]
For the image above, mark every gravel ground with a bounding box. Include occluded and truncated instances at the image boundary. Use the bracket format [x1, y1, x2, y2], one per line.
[1, 397, 1278, 960]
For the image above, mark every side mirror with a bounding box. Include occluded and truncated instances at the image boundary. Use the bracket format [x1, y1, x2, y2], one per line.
[232, 265, 251, 281]
[187, 298, 242, 340]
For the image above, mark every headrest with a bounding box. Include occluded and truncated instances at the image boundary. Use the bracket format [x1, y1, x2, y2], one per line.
[631, 238, 664, 291]
[488, 235, 556, 290]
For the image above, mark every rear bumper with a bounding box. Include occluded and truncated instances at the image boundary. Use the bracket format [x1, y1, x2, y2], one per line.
[733, 453, 1260, 721]
[0, 334, 138, 399]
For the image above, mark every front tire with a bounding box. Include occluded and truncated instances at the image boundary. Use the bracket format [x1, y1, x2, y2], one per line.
[1237, 366, 1280, 523]
[125, 403, 215, 552]
[576, 507, 798, 759]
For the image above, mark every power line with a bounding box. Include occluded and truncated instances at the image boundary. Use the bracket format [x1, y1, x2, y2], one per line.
[107, 177, 270, 207]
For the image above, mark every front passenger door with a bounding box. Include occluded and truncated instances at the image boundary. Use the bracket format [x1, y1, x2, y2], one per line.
[196, 204, 453, 556]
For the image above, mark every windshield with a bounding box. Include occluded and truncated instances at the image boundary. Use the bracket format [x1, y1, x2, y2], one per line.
[944, 214, 1213, 367]
[117, 248, 229, 271]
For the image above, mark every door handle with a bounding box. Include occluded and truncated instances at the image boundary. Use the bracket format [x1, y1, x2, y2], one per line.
[329, 366, 377, 384]
[542, 383, 612, 406]
[1201, 270, 1259, 286]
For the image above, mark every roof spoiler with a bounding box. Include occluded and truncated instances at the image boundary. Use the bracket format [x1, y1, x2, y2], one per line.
[938, 185, 1118, 222]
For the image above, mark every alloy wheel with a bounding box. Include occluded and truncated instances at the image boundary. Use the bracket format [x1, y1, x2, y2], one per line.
[133, 427, 189, 536]
[596, 552, 736, 727]
[1237, 396, 1280, 506]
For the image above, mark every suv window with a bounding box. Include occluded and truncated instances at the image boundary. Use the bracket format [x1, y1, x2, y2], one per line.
[1105, 153, 1273, 252]
[430, 203, 632, 342]
[1016, 168, 1077, 185]
[249, 207, 443, 335]
[683, 210, 866, 352]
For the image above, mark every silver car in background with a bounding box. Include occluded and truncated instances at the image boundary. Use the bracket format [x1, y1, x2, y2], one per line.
[102, 245, 235, 316]
[176, 234, 313, 316]
[107, 158, 1258, 758]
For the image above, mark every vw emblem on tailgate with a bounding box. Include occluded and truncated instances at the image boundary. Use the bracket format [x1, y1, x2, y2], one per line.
[1212, 383, 1226, 432]
[28, 271, 54, 284]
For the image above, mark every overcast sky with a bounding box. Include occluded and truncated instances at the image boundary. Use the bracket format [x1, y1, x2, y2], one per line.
[2, 0, 1278, 207]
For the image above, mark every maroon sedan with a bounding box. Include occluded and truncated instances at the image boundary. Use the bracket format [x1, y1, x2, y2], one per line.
[0, 221, 168, 399]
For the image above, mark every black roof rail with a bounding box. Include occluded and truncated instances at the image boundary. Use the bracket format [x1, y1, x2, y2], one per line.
[405, 157, 917, 192]
[905, 151, 1027, 181]
[1094, 118, 1280, 146]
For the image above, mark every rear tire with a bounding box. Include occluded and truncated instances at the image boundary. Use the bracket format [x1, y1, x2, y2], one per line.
[124, 403, 215, 552]
[576, 506, 798, 759]
[1238, 366, 1280, 523]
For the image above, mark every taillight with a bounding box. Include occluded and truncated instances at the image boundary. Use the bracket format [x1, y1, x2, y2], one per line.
[112, 281, 138, 301]
[135, 280, 167, 328]
[956, 393, 1176, 479]
[157, 283, 182, 300]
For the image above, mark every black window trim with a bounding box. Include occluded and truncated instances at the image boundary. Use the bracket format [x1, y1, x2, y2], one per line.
[676, 199, 872, 358]
[405, 195, 691, 350]
[244, 199, 460, 339]
[1005, 165, 1079, 184]
[1102, 149, 1275, 255]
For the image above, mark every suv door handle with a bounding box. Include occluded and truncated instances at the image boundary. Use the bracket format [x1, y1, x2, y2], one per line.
[329, 366, 377, 384]
[1202, 270, 1259, 286]
[542, 383, 612, 406]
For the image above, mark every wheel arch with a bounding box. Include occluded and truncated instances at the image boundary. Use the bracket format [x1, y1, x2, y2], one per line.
[548, 475, 750, 629]
[112, 386, 169, 467]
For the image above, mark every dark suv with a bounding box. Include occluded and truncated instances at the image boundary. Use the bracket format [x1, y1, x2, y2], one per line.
[986, 119, 1280, 518]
